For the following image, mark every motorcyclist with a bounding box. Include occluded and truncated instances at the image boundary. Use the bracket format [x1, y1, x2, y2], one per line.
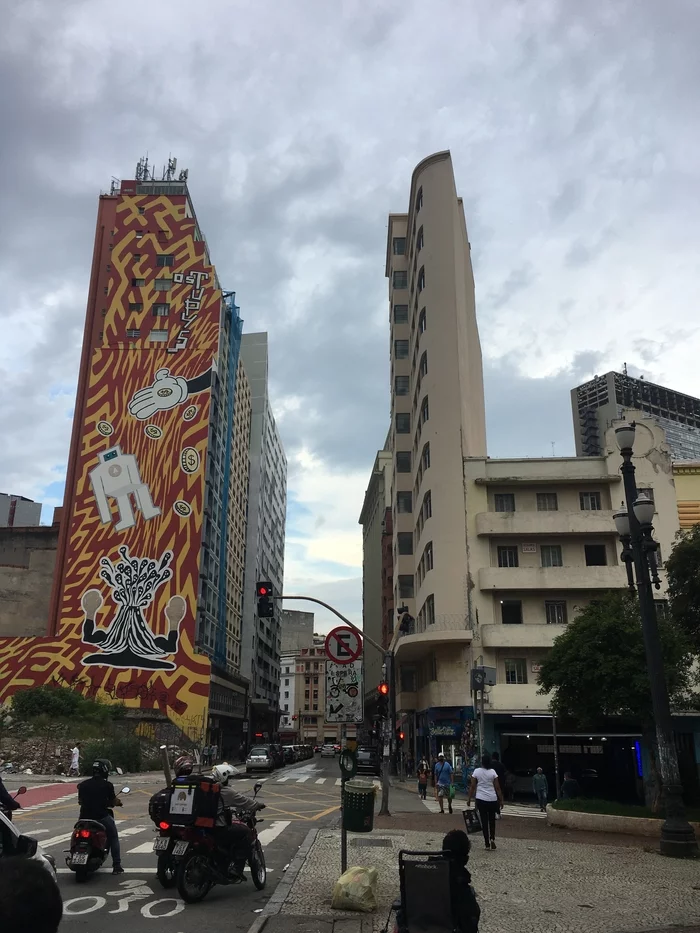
[77, 759, 124, 874]
[210, 763, 265, 876]
[0, 767, 21, 821]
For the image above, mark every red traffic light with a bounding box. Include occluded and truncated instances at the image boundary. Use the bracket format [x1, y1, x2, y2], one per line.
[378, 682, 389, 696]
[257, 585, 269, 596]
[398, 731, 405, 740]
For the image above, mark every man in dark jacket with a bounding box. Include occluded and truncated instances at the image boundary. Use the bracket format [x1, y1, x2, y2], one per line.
[561, 772, 580, 799]
[0, 773, 20, 819]
[77, 758, 124, 873]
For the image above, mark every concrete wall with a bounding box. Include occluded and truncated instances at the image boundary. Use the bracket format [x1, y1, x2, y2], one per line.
[0, 525, 59, 636]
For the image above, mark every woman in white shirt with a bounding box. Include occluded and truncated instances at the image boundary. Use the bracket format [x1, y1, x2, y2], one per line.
[467, 754, 504, 850]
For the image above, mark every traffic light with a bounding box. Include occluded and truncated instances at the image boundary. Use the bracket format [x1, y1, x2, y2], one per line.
[395, 728, 405, 747]
[256, 581, 274, 618]
[377, 681, 389, 718]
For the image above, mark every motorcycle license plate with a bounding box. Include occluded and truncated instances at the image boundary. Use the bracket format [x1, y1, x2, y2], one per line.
[72, 853, 89, 865]
[172, 841, 189, 856]
[153, 837, 169, 852]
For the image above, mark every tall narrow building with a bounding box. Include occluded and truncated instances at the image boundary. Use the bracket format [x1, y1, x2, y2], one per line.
[240, 332, 287, 739]
[0, 160, 250, 749]
[387, 151, 487, 752]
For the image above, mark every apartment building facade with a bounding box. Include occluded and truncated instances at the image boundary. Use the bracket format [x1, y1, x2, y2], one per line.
[240, 333, 287, 738]
[385, 151, 487, 756]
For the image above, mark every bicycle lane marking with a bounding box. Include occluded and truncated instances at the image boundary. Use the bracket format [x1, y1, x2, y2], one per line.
[62, 879, 185, 919]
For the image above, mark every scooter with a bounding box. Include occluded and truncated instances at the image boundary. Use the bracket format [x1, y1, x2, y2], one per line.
[65, 786, 130, 882]
[0, 784, 27, 821]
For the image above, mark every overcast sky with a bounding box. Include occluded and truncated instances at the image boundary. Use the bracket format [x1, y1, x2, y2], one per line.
[2, 0, 699, 634]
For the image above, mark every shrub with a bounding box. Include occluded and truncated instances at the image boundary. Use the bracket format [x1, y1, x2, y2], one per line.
[81, 736, 142, 775]
[11, 686, 125, 724]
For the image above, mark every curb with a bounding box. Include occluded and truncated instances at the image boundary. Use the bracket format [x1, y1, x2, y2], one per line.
[245, 826, 320, 933]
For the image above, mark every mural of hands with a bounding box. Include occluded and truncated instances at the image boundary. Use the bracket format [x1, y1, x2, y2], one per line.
[128, 369, 189, 420]
[81, 589, 103, 620]
[165, 595, 187, 633]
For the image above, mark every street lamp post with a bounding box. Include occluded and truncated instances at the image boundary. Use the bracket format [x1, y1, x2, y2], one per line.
[613, 422, 698, 858]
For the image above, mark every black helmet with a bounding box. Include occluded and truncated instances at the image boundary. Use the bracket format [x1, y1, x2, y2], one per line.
[92, 758, 111, 779]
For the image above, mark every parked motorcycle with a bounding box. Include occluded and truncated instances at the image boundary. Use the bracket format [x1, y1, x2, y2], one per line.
[0, 784, 26, 821]
[152, 781, 266, 902]
[64, 786, 130, 882]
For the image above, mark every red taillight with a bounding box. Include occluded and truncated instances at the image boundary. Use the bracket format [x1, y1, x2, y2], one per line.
[79, 829, 91, 839]
[159, 821, 171, 831]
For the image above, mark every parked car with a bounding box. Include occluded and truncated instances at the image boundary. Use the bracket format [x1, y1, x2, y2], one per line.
[333, 744, 341, 753]
[246, 745, 275, 773]
[283, 745, 297, 764]
[314, 745, 321, 754]
[321, 744, 336, 758]
[268, 744, 285, 768]
[0, 809, 57, 881]
[356, 746, 380, 776]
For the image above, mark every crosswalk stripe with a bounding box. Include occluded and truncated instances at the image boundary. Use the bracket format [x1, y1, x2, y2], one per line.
[36, 832, 73, 849]
[315, 778, 327, 784]
[127, 841, 157, 855]
[276, 777, 289, 783]
[335, 778, 342, 786]
[256, 820, 291, 847]
[295, 776, 309, 784]
[21, 793, 76, 812]
[418, 797, 547, 819]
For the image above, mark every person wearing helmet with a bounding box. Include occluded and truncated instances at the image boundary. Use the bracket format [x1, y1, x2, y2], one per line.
[173, 755, 194, 778]
[77, 759, 124, 874]
[210, 763, 265, 877]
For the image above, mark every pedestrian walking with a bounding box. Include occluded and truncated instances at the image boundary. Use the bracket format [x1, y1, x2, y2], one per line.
[69, 742, 81, 776]
[561, 771, 580, 800]
[533, 766, 549, 811]
[434, 752, 454, 814]
[417, 757, 430, 799]
[467, 754, 504, 851]
[490, 752, 506, 820]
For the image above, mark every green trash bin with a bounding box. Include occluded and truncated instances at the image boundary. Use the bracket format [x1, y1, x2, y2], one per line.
[343, 778, 375, 833]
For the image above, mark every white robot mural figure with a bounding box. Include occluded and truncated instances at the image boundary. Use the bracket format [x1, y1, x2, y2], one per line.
[88, 445, 161, 532]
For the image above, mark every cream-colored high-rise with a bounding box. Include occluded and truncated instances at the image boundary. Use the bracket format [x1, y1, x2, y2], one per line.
[386, 151, 487, 747]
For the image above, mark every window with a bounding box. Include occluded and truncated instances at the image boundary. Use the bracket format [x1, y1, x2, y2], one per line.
[305, 676, 310, 685]
[135, 231, 144, 239]
[416, 226, 424, 251]
[128, 302, 143, 311]
[393, 271, 408, 289]
[313, 676, 319, 684]
[417, 267, 425, 292]
[394, 339, 409, 359]
[423, 490, 432, 520]
[580, 491, 602, 510]
[154, 278, 171, 291]
[284, 703, 288, 711]
[584, 544, 607, 566]
[285, 667, 290, 673]
[313, 704, 318, 711]
[157, 254, 174, 267]
[149, 330, 168, 342]
[395, 375, 409, 396]
[396, 412, 410, 434]
[423, 541, 433, 573]
[133, 254, 141, 261]
[537, 493, 558, 511]
[418, 308, 426, 334]
[420, 396, 429, 424]
[398, 575, 414, 599]
[138, 207, 145, 215]
[545, 601, 567, 625]
[654, 599, 669, 620]
[540, 545, 563, 568]
[393, 304, 408, 323]
[397, 491, 413, 513]
[313, 691, 318, 699]
[398, 532, 413, 555]
[424, 593, 435, 625]
[637, 487, 655, 505]
[393, 237, 406, 255]
[125, 329, 141, 338]
[396, 451, 411, 473]
[494, 493, 515, 512]
[421, 443, 430, 471]
[501, 600, 523, 624]
[416, 187, 423, 212]
[497, 546, 519, 568]
[284, 690, 289, 699]
[131, 278, 146, 287]
[419, 352, 428, 379]
[505, 658, 528, 684]
[305, 690, 309, 699]
[153, 303, 170, 317]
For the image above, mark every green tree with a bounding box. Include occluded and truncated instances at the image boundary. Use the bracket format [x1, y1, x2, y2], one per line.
[537, 590, 693, 810]
[665, 524, 700, 655]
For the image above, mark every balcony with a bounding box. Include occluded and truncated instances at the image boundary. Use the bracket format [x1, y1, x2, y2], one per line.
[481, 623, 566, 649]
[475, 510, 617, 537]
[479, 565, 624, 592]
[394, 616, 472, 662]
[485, 684, 546, 712]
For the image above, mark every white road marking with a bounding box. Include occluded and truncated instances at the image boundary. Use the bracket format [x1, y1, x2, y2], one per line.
[295, 776, 309, 784]
[276, 777, 289, 783]
[335, 779, 342, 786]
[315, 778, 327, 784]
[127, 841, 157, 854]
[256, 820, 291, 847]
[42, 824, 148, 849]
[21, 793, 76, 812]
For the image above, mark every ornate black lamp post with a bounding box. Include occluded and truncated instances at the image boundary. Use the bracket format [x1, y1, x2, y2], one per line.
[613, 422, 698, 857]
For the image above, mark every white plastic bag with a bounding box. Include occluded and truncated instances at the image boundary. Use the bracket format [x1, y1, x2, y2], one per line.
[331, 865, 379, 913]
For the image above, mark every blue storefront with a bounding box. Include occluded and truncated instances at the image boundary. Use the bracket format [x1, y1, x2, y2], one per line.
[415, 706, 477, 773]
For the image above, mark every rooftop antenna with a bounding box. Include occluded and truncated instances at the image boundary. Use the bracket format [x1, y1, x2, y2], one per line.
[178, 168, 189, 182]
[165, 156, 177, 181]
[551, 441, 556, 457]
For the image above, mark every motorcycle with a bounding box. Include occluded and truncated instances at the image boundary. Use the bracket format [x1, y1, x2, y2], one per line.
[65, 786, 130, 882]
[0, 784, 27, 820]
[152, 781, 266, 903]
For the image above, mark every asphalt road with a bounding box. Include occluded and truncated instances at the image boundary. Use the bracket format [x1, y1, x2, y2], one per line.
[10, 754, 359, 932]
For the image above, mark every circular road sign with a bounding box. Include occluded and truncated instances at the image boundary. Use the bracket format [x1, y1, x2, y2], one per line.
[325, 626, 363, 664]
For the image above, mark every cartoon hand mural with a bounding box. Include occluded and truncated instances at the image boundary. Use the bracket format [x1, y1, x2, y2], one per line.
[128, 367, 213, 421]
[165, 596, 186, 633]
[128, 369, 189, 420]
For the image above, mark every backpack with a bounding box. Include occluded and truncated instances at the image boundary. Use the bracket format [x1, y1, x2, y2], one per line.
[167, 774, 222, 828]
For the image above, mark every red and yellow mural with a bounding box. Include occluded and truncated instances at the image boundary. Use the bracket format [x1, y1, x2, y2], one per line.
[0, 187, 221, 738]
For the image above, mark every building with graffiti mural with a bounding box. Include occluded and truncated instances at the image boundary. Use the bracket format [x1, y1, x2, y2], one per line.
[0, 159, 254, 753]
